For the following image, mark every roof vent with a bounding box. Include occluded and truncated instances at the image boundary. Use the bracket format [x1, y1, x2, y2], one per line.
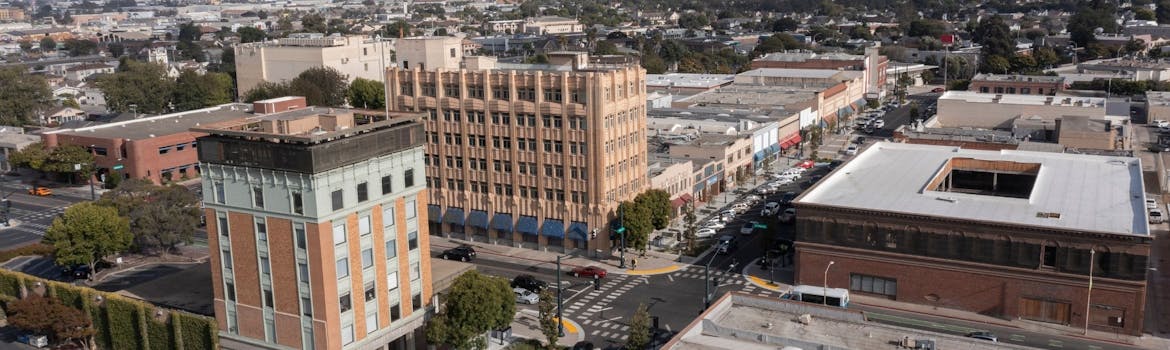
[936, 197, 958, 203]
[1036, 212, 1061, 219]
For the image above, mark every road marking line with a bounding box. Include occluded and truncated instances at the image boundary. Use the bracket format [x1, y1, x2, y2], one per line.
[665, 324, 672, 332]
[605, 316, 622, 322]
[625, 265, 681, 275]
[667, 274, 674, 282]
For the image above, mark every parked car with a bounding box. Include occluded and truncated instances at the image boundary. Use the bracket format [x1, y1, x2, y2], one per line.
[778, 208, 796, 223]
[719, 209, 737, 218]
[796, 159, 816, 169]
[16, 334, 48, 348]
[1151, 208, 1166, 224]
[28, 187, 52, 196]
[779, 192, 798, 206]
[441, 245, 476, 262]
[1147, 198, 1159, 210]
[966, 331, 998, 342]
[782, 167, 807, 175]
[739, 221, 757, 235]
[845, 144, 859, 156]
[570, 266, 607, 278]
[931, 87, 946, 93]
[703, 220, 727, 229]
[854, 136, 866, 144]
[761, 202, 780, 216]
[873, 119, 885, 128]
[695, 228, 718, 238]
[572, 341, 596, 350]
[716, 235, 737, 254]
[1155, 120, 1170, 128]
[511, 275, 549, 293]
[828, 160, 843, 169]
[514, 287, 539, 304]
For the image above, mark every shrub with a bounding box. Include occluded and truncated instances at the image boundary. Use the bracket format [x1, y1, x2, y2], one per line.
[175, 312, 215, 350]
[106, 296, 144, 350]
[147, 315, 173, 350]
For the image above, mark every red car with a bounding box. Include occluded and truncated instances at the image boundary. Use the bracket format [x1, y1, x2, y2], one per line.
[931, 87, 946, 93]
[796, 160, 815, 169]
[570, 266, 607, 278]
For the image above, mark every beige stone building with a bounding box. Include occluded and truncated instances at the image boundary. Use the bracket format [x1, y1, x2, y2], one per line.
[666, 135, 754, 189]
[196, 97, 433, 350]
[235, 34, 394, 100]
[387, 37, 647, 254]
[523, 16, 584, 34]
[648, 158, 694, 215]
[936, 91, 1106, 129]
[1146, 91, 1170, 123]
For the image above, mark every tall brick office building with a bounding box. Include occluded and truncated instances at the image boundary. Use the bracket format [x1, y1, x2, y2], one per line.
[196, 97, 433, 350]
[794, 143, 1151, 335]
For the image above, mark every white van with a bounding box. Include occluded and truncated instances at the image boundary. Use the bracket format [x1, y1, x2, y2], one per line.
[1151, 208, 1166, 224]
[761, 202, 780, 216]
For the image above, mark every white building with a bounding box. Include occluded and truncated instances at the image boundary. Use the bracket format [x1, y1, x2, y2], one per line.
[234, 34, 395, 99]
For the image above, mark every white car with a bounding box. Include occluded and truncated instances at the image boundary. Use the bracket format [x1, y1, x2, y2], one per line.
[731, 202, 751, 212]
[739, 221, 757, 235]
[695, 228, 718, 238]
[782, 167, 806, 175]
[873, 119, 885, 128]
[1151, 208, 1166, 224]
[1147, 198, 1159, 210]
[761, 202, 780, 216]
[845, 144, 859, 156]
[704, 220, 727, 229]
[1155, 120, 1170, 128]
[514, 287, 539, 304]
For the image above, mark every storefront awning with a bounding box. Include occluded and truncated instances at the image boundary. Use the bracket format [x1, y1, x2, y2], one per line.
[491, 213, 513, 231]
[428, 205, 441, 223]
[670, 194, 694, 209]
[468, 210, 489, 229]
[443, 207, 465, 226]
[541, 219, 565, 239]
[753, 152, 765, 161]
[768, 144, 781, 153]
[568, 221, 589, 241]
[517, 216, 538, 235]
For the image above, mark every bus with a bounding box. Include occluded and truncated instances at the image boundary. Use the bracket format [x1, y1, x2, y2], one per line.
[787, 285, 850, 307]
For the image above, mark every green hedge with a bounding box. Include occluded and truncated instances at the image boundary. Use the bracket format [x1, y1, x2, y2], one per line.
[106, 296, 143, 350]
[0, 269, 218, 350]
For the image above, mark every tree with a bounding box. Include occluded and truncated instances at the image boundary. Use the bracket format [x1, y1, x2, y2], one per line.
[616, 200, 653, 252]
[983, 55, 1011, 74]
[291, 66, 349, 107]
[100, 180, 200, 255]
[62, 39, 97, 57]
[7, 142, 49, 170]
[348, 78, 385, 110]
[974, 16, 1015, 63]
[625, 303, 651, 350]
[537, 289, 559, 349]
[753, 33, 805, 57]
[244, 81, 295, 102]
[172, 70, 233, 111]
[1033, 47, 1061, 69]
[301, 14, 327, 33]
[383, 20, 411, 38]
[1160, 0, 1170, 24]
[425, 271, 515, 350]
[772, 17, 799, 32]
[237, 27, 266, 43]
[0, 67, 52, 125]
[641, 54, 666, 74]
[1068, 1, 1118, 47]
[43, 202, 132, 281]
[683, 201, 697, 253]
[1136, 7, 1156, 21]
[678, 13, 709, 30]
[7, 295, 95, 349]
[19, 41, 33, 52]
[96, 58, 174, 113]
[176, 40, 205, 62]
[40, 37, 56, 51]
[594, 40, 619, 55]
[40, 144, 94, 176]
[178, 22, 201, 42]
[635, 189, 671, 230]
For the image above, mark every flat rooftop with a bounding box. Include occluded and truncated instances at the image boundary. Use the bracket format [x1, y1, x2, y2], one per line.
[798, 142, 1148, 236]
[972, 73, 1065, 83]
[677, 84, 819, 107]
[940, 91, 1106, 108]
[737, 68, 845, 79]
[646, 73, 735, 89]
[665, 292, 1028, 350]
[1148, 91, 1170, 105]
[754, 51, 865, 62]
[45, 103, 254, 140]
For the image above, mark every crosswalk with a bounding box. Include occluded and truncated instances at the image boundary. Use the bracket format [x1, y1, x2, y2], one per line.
[1, 207, 65, 236]
[669, 265, 782, 298]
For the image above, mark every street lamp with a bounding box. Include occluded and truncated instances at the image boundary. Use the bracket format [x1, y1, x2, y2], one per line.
[703, 251, 720, 309]
[1084, 249, 1095, 336]
[823, 261, 835, 305]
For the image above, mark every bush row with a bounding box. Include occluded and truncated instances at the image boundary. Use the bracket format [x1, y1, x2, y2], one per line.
[0, 269, 218, 350]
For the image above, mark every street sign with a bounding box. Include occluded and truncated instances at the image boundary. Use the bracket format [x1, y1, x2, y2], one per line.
[112, 164, 124, 170]
[754, 223, 768, 229]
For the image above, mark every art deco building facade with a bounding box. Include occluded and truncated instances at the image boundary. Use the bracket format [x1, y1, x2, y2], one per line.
[388, 37, 648, 253]
[196, 97, 433, 350]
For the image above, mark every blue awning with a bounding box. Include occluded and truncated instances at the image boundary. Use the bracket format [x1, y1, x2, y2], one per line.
[443, 207, 465, 226]
[768, 144, 781, 153]
[541, 219, 565, 239]
[468, 210, 488, 229]
[428, 205, 441, 223]
[568, 221, 589, 241]
[753, 152, 764, 161]
[491, 213, 513, 231]
[517, 216, 538, 235]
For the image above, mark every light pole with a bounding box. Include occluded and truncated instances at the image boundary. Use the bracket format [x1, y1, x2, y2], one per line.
[1084, 249, 1095, 336]
[556, 255, 566, 337]
[703, 251, 719, 309]
[823, 261, 835, 305]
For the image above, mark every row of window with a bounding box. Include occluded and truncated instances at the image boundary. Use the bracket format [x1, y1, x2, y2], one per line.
[604, 130, 643, 154]
[339, 293, 423, 345]
[602, 108, 641, 129]
[158, 142, 197, 155]
[330, 171, 415, 211]
[426, 109, 590, 131]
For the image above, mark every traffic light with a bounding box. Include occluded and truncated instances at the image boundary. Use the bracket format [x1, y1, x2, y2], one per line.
[712, 276, 720, 286]
[593, 276, 600, 290]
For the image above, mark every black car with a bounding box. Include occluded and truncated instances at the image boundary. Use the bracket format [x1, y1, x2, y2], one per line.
[779, 192, 798, 206]
[572, 341, 596, 350]
[828, 160, 843, 169]
[441, 245, 476, 262]
[854, 136, 866, 144]
[511, 274, 549, 293]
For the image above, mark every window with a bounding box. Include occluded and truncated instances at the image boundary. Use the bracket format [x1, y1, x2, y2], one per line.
[1043, 244, 1057, 267]
[444, 84, 460, 98]
[331, 190, 343, 211]
[387, 271, 399, 292]
[492, 86, 510, 100]
[404, 169, 415, 188]
[383, 206, 396, 228]
[256, 220, 267, 242]
[214, 182, 225, 204]
[381, 175, 392, 194]
[385, 238, 397, 259]
[364, 281, 377, 301]
[361, 248, 374, 269]
[333, 222, 347, 245]
[225, 282, 236, 301]
[357, 182, 369, 202]
[222, 250, 233, 270]
[337, 258, 350, 278]
[406, 200, 417, 219]
[291, 191, 303, 214]
[390, 303, 401, 322]
[408, 231, 418, 250]
[252, 186, 264, 208]
[359, 216, 371, 236]
[260, 256, 271, 275]
[412, 293, 422, 311]
[341, 324, 354, 345]
[366, 312, 378, 334]
[218, 215, 229, 237]
[301, 297, 312, 316]
[544, 88, 562, 102]
[298, 262, 309, 282]
[410, 262, 420, 281]
[295, 225, 306, 250]
[263, 289, 273, 307]
[850, 273, 897, 297]
[518, 88, 536, 101]
[340, 292, 353, 312]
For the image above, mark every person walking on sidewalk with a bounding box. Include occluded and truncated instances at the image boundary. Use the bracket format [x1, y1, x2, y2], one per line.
[631, 258, 638, 269]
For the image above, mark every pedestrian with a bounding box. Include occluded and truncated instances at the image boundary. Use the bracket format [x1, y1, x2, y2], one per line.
[631, 258, 638, 268]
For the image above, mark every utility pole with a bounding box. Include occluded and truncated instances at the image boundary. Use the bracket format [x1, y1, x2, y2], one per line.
[1084, 249, 1095, 336]
[703, 252, 719, 309]
[556, 255, 565, 337]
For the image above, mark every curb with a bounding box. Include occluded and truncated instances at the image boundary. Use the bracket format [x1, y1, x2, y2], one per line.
[742, 257, 785, 292]
[624, 265, 680, 276]
[518, 309, 585, 343]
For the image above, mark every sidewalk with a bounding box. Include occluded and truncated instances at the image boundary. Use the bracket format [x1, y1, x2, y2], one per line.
[485, 310, 585, 350]
[431, 236, 683, 276]
[738, 257, 1170, 350]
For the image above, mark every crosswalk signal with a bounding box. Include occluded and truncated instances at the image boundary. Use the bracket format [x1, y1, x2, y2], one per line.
[593, 275, 600, 290]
